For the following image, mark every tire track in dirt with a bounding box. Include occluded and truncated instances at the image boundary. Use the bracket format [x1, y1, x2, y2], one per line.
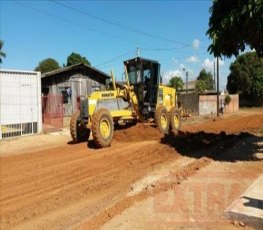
[0, 140, 179, 229]
[75, 157, 212, 230]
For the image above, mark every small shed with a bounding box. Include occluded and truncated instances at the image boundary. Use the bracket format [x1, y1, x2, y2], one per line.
[41, 63, 111, 117]
[0, 69, 42, 139]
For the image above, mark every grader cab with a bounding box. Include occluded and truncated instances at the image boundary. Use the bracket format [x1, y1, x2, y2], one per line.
[70, 57, 181, 148]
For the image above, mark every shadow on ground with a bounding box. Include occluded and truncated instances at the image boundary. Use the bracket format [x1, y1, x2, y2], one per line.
[67, 140, 75, 145]
[161, 131, 263, 162]
[114, 121, 138, 131]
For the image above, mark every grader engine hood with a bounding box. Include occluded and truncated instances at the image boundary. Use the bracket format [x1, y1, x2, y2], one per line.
[83, 90, 132, 118]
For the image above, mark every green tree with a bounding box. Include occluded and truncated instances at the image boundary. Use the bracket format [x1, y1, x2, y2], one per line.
[66, 52, 90, 66]
[207, 0, 263, 58]
[0, 40, 6, 64]
[252, 68, 263, 100]
[168, 76, 184, 92]
[197, 69, 214, 90]
[227, 52, 263, 101]
[35, 58, 60, 73]
[195, 80, 207, 94]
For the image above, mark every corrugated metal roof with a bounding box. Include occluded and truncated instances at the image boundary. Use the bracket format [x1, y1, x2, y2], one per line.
[41, 63, 111, 79]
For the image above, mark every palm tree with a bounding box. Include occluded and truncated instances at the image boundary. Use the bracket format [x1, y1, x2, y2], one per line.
[0, 40, 6, 64]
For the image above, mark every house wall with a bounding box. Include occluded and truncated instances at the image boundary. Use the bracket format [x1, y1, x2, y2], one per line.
[41, 70, 106, 117]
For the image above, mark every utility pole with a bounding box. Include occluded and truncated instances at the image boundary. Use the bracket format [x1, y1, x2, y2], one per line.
[216, 57, 219, 117]
[182, 68, 188, 94]
[186, 71, 189, 94]
[213, 60, 216, 90]
[136, 47, 140, 57]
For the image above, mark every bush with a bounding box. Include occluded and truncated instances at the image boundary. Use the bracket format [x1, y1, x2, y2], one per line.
[224, 95, 231, 105]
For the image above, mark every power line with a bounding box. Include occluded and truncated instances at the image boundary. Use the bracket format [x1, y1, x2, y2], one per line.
[52, 1, 191, 46]
[13, 1, 149, 46]
[94, 49, 135, 68]
[13, 1, 212, 71]
[141, 45, 192, 51]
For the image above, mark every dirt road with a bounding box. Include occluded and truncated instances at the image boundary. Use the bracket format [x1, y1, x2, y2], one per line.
[0, 109, 263, 229]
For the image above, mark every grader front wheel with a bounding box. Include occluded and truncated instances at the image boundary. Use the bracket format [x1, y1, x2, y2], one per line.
[155, 106, 169, 134]
[70, 110, 90, 143]
[92, 108, 114, 148]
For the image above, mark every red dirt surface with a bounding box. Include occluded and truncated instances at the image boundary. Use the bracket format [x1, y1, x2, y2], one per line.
[113, 122, 163, 142]
[0, 109, 262, 230]
[183, 113, 263, 134]
[0, 141, 177, 230]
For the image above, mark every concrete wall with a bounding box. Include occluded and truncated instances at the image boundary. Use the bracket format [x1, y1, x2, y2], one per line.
[224, 94, 239, 113]
[178, 93, 239, 116]
[199, 94, 239, 116]
[199, 95, 217, 115]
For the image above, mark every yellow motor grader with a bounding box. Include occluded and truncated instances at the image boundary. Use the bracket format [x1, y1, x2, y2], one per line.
[70, 57, 182, 148]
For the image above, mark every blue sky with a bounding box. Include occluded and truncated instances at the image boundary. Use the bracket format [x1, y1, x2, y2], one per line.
[0, 1, 236, 89]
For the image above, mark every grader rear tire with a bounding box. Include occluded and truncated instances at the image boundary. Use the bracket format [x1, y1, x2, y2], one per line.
[169, 106, 181, 131]
[92, 108, 113, 148]
[70, 110, 90, 143]
[155, 105, 169, 134]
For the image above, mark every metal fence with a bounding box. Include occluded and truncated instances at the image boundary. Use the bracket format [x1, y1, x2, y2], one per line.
[42, 95, 63, 132]
[0, 70, 42, 139]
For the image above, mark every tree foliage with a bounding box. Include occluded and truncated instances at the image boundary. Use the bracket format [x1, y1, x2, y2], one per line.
[35, 58, 60, 73]
[207, 0, 263, 57]
[195, 80, 207, 94]
[224, 95, 231, 105]
[168, 76, 184, 92]
[195, 69, 214, 93]
[227, 52, 263, 101]
[0, 40, 6, 64]
[66, 52, 90, 66]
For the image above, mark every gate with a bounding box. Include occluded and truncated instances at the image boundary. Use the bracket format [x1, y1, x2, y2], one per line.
[0, 70, 42, 139]
[42, 95, 63, 132]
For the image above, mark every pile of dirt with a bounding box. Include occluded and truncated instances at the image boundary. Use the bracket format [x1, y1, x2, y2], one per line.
[114, 123, 163, 142]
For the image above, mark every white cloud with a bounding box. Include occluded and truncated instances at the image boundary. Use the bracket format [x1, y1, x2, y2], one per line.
[186, 55, 199, 63]
[192, 39, 200, 49]
[202, 58, 224, 72]
[162, 70, 182, 84]
[179, 63, 185, 69]
[202, 58, 214, 72]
